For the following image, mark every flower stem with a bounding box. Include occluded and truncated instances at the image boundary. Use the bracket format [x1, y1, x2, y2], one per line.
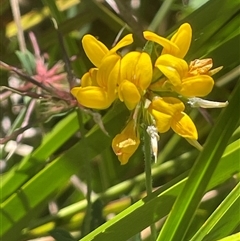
[76, 108, 92, 236]
[143, 127, 157, 240]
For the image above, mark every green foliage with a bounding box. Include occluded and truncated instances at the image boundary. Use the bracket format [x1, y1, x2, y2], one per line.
[1, 0, 239, 241]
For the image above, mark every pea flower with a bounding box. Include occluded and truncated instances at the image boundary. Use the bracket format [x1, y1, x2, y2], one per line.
[143, 23, 221, 98]
[70, 22, 228, 164]
[112, 119, 140, 165]
[154, 54, 215, 97]
[71, 54, 121, 109]
[118, 51, 153, 110]
[143, 23, 192, 58]
[148, 97, 198, 140]
[71, 34, 133, 109]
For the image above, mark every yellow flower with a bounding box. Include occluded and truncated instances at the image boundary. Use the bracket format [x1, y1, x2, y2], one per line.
[148, 97, 198, 140]
[118, 51, 153, 110]
[112, 120, 140, 165]
[71, 34, 134, 109]
[144, 23, 218, 97]
[153, 54, 214, 97]
[82, 34, 133, 67]
[71, 54, 120, 109]
[143, 23, 192, 58]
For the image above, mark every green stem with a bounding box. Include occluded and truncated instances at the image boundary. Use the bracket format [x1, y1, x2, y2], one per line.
[143, 127, 157, 240]
[76, 108, 92, 236]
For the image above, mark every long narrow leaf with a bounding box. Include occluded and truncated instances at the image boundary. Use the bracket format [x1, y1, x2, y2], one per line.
[0, 105, 127, 241]
[79, 139, 240, 241]
[1, 111, 80, 201]
[217, 233, 240, 241]
[156, 83, 240, 240]
[190, 182, 240, 241]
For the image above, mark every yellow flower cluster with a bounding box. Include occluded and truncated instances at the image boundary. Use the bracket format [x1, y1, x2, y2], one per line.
[71, 23, 225, 165]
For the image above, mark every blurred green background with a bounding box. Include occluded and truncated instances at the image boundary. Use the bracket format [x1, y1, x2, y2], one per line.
[0, 0, 239, 241]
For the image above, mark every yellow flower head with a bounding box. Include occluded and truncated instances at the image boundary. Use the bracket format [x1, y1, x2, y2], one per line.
[153, 54, 214, 97]
[71, 34, 134, 109]
[143, 23, 192, 58]
[70, 23, 226, 164]
[148, 97, 198, 140]
[118, 51, 153, 110]
[112, 120, 140, 165]
[143, 23, 214, 97]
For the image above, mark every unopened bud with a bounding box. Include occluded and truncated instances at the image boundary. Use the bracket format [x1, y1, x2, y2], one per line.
[147, 125, 159, 163]
[188, 97, 228, 108]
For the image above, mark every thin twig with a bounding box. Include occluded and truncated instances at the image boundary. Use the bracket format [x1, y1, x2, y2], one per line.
[52, 18, 75, 89]
[10, 0, 26, 52]
[0, 123, 33, 145]
[0, 61, 58, 96]
[16, 99, 36, 143]
[29, 32, 41, 58]
[0, 86, 51, 99]
[4, 99, 37, 161]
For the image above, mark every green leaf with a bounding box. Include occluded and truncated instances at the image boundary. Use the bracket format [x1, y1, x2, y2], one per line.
[41, 0, 65, 23]
[0, 104, 127, 241]
[50, 228, 76, 241]
[182, 0, 240, 58]
[190, 182, 240, 241]
[82, 0, 131, 34]
[1, 111, 80, 201]
[217, 233, 240, 241]
[156, 83, 240, 240]
[78, 139, 240, 241]
[15, 50, 36, 75]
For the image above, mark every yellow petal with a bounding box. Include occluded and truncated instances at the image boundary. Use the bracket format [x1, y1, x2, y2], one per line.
[155, 54, 188, 86]
[112, 136, 139, 164]
[82, 35, 109, 67]
[112, 120, 140, 165]
[149, 109, 171, 133]
[166, 23, 192, 58]
[143, 31, 179, 56]
[175, 75, 214, 97]
[110, 34, 133, 53]
[149, 96, 185, 116]
[171, 112, 198, 140]
[81, 68, 98, 87]
[118, 80, 141, 110]
[71, 86, 114, 109]
[120, 51, 152, 91]
[97, 54, 121, 94]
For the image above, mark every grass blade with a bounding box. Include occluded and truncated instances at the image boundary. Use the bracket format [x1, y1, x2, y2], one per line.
[190, 182, 240, 241]
[156, 83, 240, 241]
[79, 139, 240, 241]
